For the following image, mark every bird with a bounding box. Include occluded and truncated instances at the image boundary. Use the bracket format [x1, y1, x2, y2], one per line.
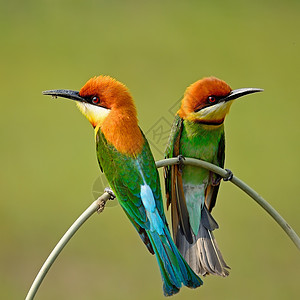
[164, 76, 263, 277]
[43, 75, 203, 296]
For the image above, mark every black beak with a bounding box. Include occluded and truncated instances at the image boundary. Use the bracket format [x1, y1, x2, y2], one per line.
[42, 89, 86, 102]
[223, 88, 263, 102]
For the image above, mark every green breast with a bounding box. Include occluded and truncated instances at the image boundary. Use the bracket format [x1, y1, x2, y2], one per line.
[180, 120, 224, 185]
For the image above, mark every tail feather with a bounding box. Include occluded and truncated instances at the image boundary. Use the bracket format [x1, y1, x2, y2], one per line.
[175, 207, 230, 277]
[197, 224, 230, 276]
[148, 227, 203, 296]
[150, 237, 180, 296]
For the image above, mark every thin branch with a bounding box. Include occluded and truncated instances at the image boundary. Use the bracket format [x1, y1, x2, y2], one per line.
[25, 192, 112, 300]
[156, 157, 300, 251]
[25, 157, 300, 300]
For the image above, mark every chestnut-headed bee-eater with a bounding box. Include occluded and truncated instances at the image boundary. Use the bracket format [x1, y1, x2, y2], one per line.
[164, 77, 263, 277]
[43, 76, 202, 296]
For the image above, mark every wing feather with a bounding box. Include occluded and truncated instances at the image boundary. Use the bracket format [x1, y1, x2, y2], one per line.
[96, 128, 165, 231]
[164, 115, 192, 244]
[205, 132, 225, 211]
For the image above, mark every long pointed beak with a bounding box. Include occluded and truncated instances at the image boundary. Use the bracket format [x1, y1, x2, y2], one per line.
[42, 89, 86, 102]
[223, 88, 263, 102]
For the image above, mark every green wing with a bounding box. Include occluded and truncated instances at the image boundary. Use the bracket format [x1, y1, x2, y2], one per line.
[164, 114, 182, 207]
[165, 115, 183, 162]
[164, 114, 193, 244]
[205, 131, 225, 211]
[95, 129, 165, 251]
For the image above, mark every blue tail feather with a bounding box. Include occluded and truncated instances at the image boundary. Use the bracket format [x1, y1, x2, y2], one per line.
[138, 174, 202, 295]
[163, 228, 201, 288]
[150, 237, 180, 296]
[147, 226, 203, 296]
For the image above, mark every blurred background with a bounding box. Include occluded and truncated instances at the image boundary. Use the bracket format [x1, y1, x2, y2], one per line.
[1, 1, 299, 299]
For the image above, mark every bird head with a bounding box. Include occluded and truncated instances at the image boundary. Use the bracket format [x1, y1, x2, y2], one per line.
[42, 75, 137, 129]
[43, 75, 145, 155]
[178, 77, 263, 125]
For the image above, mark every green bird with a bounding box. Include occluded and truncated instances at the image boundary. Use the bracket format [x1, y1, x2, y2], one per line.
[164, 77, 263, 276]
[43, 75, 202, 296]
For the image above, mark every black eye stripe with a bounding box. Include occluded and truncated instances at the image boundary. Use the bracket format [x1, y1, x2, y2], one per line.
[194, 95, 224, 112]
[207, 95, 224, 103]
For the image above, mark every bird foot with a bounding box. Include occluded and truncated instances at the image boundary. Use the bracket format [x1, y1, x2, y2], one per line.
[211, 173, 222, 186]
[104, 187, 116, 200]
[177, 155, 186, 171]
[97, 200, 107, 213]
[223, 169, 233, 181]
[97, 188, 116, 214]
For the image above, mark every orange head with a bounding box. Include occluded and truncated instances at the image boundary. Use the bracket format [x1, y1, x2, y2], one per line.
[76, 75, 138, 128]
[43, 75, 144, 156]
[178, 77, 263, 125]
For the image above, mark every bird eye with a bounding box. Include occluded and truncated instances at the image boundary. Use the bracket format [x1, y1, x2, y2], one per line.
[92, 96, 100, 104]
[208, 96, 216, 103]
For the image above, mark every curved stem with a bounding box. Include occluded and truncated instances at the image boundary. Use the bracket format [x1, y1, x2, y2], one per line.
[25, 157, 300, 300]
[25, 192, 112, 300]
[156, 157, 300, 251]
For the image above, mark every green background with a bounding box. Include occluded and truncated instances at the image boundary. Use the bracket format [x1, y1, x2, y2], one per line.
[1, 1, 299, 299]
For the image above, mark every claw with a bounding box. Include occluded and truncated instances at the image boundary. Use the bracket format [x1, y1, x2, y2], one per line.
[177, 155, 186, 171]
[223, 169, 233, 181]
[97, 188, 116, 213]
[104, 187, 116, 200]
[211, 173, 222, 186]
[97, 200, 106, 213]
